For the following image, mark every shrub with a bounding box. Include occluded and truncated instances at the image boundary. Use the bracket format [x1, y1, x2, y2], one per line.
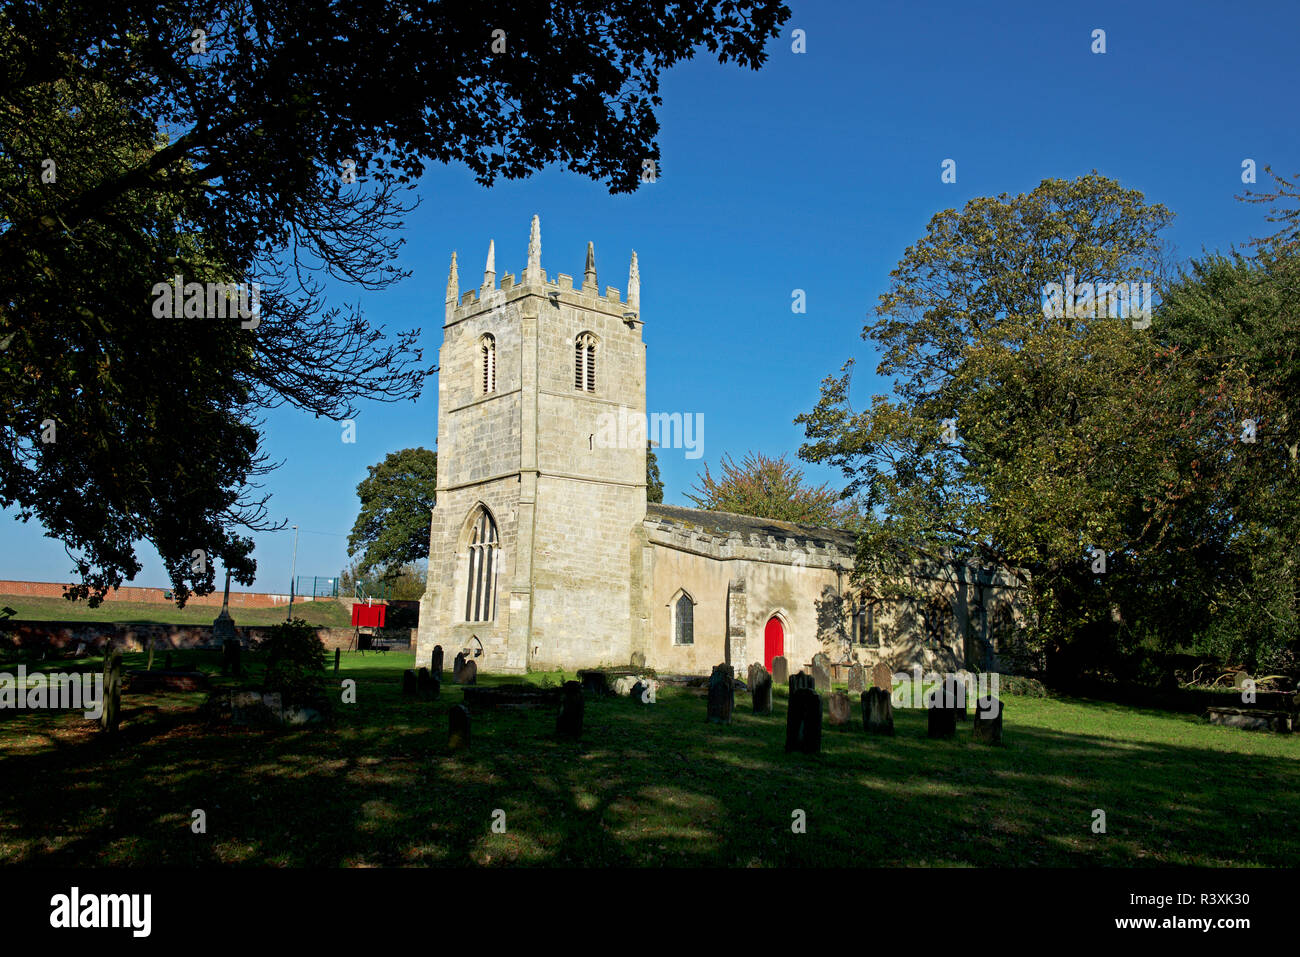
[257, 618, 328, 707]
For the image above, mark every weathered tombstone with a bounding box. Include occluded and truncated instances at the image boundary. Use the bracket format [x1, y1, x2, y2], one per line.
[448, 704, 471, 751]
[847, 662, 865, 694]
[789, 671, 815, 694]
[872, 661, 893, 692]
[452, 651, 467, 682]
[579, 670, 610, 697]
[431, 644, 444, 677]
[402, 669, 418, 695]
[785, 688, 822, 753]
[771, 655, 789, 686]
[862, 688, 894, 735]
[100, 650, 122, 734]
[953, 672, 970, 721]
[811, 653, 831, 694]
[927, 680, 958, 739]
[458, 659, 477, 686]
[748, 663, 772, 715]
[557, 680, 584, 737]
[416, 667, 439, 700]
[827, 691, 852, 726]
[222, 638, 241, 677]
[630, 650, 646, 670]
[334, 648, 340, 673]
[973, 696, 1003, 744]
[707, 663, 735, 724]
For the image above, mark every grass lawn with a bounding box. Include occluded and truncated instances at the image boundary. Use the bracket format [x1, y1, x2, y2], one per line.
[1, 649, 1297, 867]
[0, 594, 349, 627]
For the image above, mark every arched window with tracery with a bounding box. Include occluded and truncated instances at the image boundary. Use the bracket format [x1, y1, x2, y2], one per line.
[574, 332, 596, 393]
[464, 508, 499, 622]
[480, 334, 496, 395]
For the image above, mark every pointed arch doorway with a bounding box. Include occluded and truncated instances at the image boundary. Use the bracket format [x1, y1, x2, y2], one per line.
[764, 616, 784, 671]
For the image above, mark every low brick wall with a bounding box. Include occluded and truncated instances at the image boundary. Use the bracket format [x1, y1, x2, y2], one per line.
[0, 579, 330, 608]
[0, 619, 415, 654]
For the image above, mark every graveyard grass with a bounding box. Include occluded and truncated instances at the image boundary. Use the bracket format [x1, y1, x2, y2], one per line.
[1, 650, 1297, 867]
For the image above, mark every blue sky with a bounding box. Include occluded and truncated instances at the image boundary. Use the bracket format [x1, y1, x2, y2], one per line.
[4, 0, 1297, 592]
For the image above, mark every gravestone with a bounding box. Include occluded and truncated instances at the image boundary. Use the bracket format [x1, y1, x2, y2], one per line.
[785, 688, 822, 753]
[973, 696, 1003, 744]
[452, 651, 467, 683]
[630, 650, 646, 670]
[402, 669, 418, 696]
[579, 670, 610, 697]
[748, 663, 772, 715]
[862, 688, 895, 735]
[926, 681, 958, 739]
[707, 663, 735, 724]
[334, 648, 340, 673]
[100, 650, 122, 734]
[417, 667, 439, 700]
[872, 661, 893, 692]
[431, 645, 444, 677]
[811, 653, 831, 694]
[772, 655, 789, 686]
[458, 659, 477, 686]
[827, 691, 852, 726]
[557, 680, 584, 737]
[952, 673, 970, 721]
[222, 639, 242, 677]
[448, 704, 471, 752]
[847, 662, 865, 694]
[789, 672, 815, 694]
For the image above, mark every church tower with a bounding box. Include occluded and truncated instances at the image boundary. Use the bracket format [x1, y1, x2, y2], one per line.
[417, 217, 649, 673]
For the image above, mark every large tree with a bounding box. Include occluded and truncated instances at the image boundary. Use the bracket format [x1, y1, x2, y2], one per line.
[0, 0, 789, 602]
[687, 451, 850, 525]
[796, 174, 1270, 676]
[347, 447, 437, 582]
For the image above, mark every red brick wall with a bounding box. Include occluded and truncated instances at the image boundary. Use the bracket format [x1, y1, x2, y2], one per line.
[0, 579, 335, 608]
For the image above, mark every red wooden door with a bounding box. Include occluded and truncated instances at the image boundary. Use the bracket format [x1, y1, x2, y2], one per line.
[764, 617, 784, 671]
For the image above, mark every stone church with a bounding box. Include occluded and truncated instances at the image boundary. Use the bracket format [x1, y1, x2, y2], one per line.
[416, 217, 1024, 676]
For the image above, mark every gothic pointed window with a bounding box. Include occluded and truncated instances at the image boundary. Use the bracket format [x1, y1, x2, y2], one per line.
[464, 509, 499, 622]
[574, 332, 596, 393]
[673, 590, 694, 645]
[480, 334, 496, 395]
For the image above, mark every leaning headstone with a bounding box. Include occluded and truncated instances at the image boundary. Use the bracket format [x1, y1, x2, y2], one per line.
[973, 696, 1003, 744]
[789, 672, 815, 694]
[402, 669, 418, 696]
[100, 651, 122, 734]
[927, 680, 958, 739]
[847, 662, 865, 694]
[785, 688, 822, 753]
[222, 638, 242, 677]
[458, 659, 477, 686]
[707, 663, 735, 724]
[862, 688, 894, 735]
[771, 655, 789, 686]
[557, 680, 584, 737]
[431, 644, 444, 677]
[452, 651, 467, 682]
[748, 663, 772, 715]
[811, 653, 832, 694]
[872, 661, 893, 692]
[827, 691, 852, 726]
[418, 668, 440, 700]
[448, 704, 471, 752]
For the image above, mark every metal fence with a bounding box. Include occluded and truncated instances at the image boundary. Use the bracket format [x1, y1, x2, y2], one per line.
[295, 576, 340, 599]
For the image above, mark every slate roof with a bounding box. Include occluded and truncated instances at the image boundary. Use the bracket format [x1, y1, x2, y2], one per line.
[644, 503, 856, 551]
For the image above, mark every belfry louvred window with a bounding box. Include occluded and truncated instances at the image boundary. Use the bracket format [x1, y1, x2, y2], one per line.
[464, 509, 499, 622]
[480, 334, 496, 394]
[575, 332, 596, 393]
